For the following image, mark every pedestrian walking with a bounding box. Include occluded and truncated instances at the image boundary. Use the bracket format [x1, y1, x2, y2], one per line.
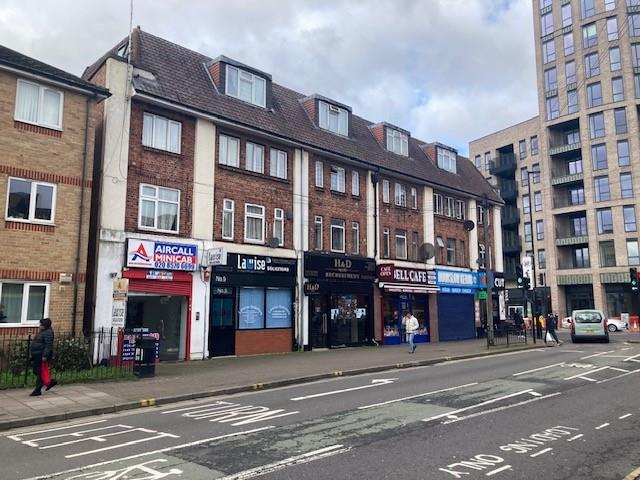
[29, 318, 57, 396]
[405, 311, 419, 354]
[544, 313, 561, 346]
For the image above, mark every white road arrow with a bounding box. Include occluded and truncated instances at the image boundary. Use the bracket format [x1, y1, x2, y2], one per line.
[290, 379, 398, 401]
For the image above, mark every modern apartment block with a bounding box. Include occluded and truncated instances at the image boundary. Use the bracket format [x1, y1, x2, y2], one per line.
[84, 29, 502, 360]
[471, 0, 640, 319]
[0, 45, 108, 335]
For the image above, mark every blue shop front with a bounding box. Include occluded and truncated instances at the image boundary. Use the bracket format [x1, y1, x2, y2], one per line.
[435, 269, 486, 341]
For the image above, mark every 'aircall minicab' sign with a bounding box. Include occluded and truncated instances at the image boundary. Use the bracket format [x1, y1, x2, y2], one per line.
[126, 240, 198, 271]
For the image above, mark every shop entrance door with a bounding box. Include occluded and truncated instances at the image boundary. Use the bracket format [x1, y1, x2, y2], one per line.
[210, 290, 235, 357]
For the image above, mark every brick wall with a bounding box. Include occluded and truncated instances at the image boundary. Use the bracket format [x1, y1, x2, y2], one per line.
[213, 128, 294, 248]
[126, 100, 195, 237]
[378, 176, 423, 261]
[308, 153, 368, 256]
[434, 216, 469, 267]
[0, 69, 97, 333]
[369, 124, 385, 148]
[235, 329, 293, 355]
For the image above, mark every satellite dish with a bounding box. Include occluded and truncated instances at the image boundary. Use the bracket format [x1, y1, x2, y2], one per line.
[463, 220, 476, 231]
[268, 237, 280, 248]
[419, 243, 435, 261]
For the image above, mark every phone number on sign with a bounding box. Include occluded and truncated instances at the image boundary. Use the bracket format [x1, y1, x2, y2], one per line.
[154, 262, 196, 271]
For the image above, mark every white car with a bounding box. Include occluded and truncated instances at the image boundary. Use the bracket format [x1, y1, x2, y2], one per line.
[561, 317, 572, 329]
[606, 318, 629, 332]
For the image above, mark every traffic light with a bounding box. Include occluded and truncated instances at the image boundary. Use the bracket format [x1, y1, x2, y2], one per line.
[516, 265, 524, 287]
[523, 276, 531, 290]
[630, 268, 638, 290]
[538, 273, 545, 286]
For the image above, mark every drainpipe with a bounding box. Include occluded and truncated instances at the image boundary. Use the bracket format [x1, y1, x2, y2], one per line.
[72, 95, 94, 337]
[371, 171, 380, 258]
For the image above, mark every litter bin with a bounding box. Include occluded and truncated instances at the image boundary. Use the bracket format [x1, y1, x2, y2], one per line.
[133, 335, 157, 378]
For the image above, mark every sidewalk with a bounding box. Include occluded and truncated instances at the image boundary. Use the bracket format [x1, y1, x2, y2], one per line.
[0, 338, 539, 431]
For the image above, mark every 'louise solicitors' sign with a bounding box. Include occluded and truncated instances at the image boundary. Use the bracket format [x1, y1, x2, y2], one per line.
[126, 240, 198, 271]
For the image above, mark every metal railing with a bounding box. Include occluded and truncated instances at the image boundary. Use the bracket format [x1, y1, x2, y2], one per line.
[488, 325, 528, 348]
[0, 328, 133, 389]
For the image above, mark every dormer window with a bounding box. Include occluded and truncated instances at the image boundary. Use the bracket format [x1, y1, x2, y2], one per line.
[386, 129, 408, 156]
[225, 65, 266, 108]
[319, 101, 348, 136]
[437, 147, 457, 174]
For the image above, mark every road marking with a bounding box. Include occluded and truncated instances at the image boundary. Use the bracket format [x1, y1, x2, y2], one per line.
[623, 467, 640, 480]
[596, 368, 640, 384]
[442, 392, 562, 425]
[530, 447, 552, 457]
[66, 431, 180, 459]
[422, 389, 534, 423]
[39, 426, 154, 450]
[619, 414, 633, 419]
[6, 420, 108, 441]
[290, 378, 397, 401]
[566, 434, 584, 442]
[559, 349, 585, 353]
[21, 424, 133, 448]
[595, 423, 610, 430]
[564, 366, 629, 381]
[485, 465, 513, 476]
[580, 350, 614, 360]
[357, 382, 478, 410]
[600, 355, 630, 358]
[163, 400, 299, 426]
[20, 426, 275, 480]
[529, 391, 543, 397]
[624, 354, 640, 363]
[63, 458, 183, 479]
[512, 363, 564, 377]
[216, 444, 351, 479]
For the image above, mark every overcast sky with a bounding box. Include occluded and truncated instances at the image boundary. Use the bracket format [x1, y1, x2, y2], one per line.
[0, 0, 538, 155]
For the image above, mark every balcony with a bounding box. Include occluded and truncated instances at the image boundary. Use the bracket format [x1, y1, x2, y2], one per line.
[489, 153, 517, 178]
[501, 206, 520, 227]
[503, 236, 522, 254]
[549, 142, 582, 157]
[555, 235, 589, 247]
[551, 172, 584, 186]
[498, 180, 518, 202]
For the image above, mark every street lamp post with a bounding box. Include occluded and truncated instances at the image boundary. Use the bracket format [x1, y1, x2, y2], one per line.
[482, 194, 494, 345]
[526, 170, 538, 342]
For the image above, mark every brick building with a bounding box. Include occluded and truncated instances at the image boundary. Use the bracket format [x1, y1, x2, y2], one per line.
[84, 29, 502, 359]
[0, 45, 108, 335]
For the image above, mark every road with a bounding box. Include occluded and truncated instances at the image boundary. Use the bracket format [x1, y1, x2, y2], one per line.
[1, 331, 639, 480]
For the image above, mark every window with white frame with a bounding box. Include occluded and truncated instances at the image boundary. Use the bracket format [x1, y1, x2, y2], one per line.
[330, 166, 346, 192]
[225, 65, 266, 108]
[352, 222, 360, 255]
[352, 171, 360, 196]
[139, 184, 180, 233]
[478, 243, 486, 265]
[142, 113, 181, 154]
[456, 200, 466, 220]
[395, 183, 407, 207]
[445, 197, 454, 217]
[478, 206, 485, 225]
[410, 187, 418, 209]
[0, 282, 49, 325]
[382, 179, 390, 203]
[396, 229, 407, 259]
[434, 193, 443, 215]
[318, 101, 348, 136]
[6, 178, 55, 223]
[383, 227, 390, 258]
[437, 147, 457, 174]
[270, 149, 287, 179]
[331, 218, 345, 252]
[219, 134, 240, 167]
[273, 208, 284, 246]
[15, 79, 63, 130]
[315, 160, 324, 187]
[245, 142, 264, 174]
[446, 239, 456, 265]
[222, 199, 234, 240]
[436, 237, 445, 264]
[386, 129, 409, 156]
[244, 204, 265, 243]
[314, 216, 323, 250]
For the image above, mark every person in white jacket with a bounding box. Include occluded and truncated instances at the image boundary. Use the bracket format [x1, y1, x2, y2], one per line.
[404, 312, 420, 353]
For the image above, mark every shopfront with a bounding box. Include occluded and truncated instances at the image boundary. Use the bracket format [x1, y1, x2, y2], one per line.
[210, 254, 296, 356]
[377, 264, 438, 345]
[304, 252, 376, 349]
[122, 239, 197, 361]
[436, 269, 485, 341]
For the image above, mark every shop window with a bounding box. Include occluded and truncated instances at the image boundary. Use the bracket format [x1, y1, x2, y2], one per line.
[331, 218, 345, 252]
[273, 208, 284, 246]
[383, 228, 390, 258]
[238, 287, 264, 329]
[139, 184, 180, 233]
[6, 178, 55, 224]
[222, 199, 234, 240]
[270, 148, 287, 180]
[352, 222, 360, 255]
[15, 79, 63, 130]
[396, 229, 407, 259]
[0, 282, 49, 325]
[314, 216, 323, 250]
[266, 288, 293, 328]
[244, 204, 265, 243]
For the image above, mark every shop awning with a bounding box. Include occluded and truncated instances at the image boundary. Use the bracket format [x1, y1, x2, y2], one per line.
[379, 282, 440, 294]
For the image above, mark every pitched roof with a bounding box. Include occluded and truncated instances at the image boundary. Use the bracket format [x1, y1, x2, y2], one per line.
[88, 28, 500, 203]
[0, 44, 108, 96]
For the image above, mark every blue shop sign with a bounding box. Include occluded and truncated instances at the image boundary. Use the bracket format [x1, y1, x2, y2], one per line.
[127, 239, 198, 271]
[436, 269, 486, 294]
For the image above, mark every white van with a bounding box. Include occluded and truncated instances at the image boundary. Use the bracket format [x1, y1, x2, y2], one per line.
[570, 309, 609, 343]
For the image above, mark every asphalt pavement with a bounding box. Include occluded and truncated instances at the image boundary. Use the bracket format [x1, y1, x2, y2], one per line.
[1, 331, 639, 480]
